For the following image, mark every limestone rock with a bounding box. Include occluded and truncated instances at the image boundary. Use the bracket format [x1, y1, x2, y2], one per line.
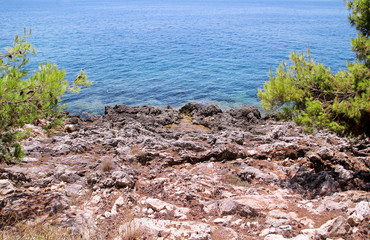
[0, 179, 15, 195]
[118, 218, 211, 240]
[238, 166, 279, 183]
[144, 198, 174, 212]
[317, 216, 351, 238]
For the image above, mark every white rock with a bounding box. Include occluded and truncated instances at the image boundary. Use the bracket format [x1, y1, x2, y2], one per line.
[147, 208, 154, 214]
[111, 205, 118, 216]
[213, 218, 228, 225]
[65, 184, 83, 197]
[114, 196, 125, 207]
[174, 207, 190, 220]
[316, 200, 349, 213]
[119, 218, 211, 240]
[21, 157, 39, 163]
[231, 219, 243, 227]
[260, 227, 277, 236]
[354, 201, 370, 219]
[91, 195, 101, 204]
[300, 228, 318, 238]
[264, 234, 287, 240]
[317, 216, 350, 238]
[145, 198, 173, 212]
[104, 211, 111, 218]
[335, 165, 353, 180]
[0, 179, 15, 195]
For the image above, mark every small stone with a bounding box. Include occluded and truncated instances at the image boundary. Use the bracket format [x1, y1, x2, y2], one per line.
[203, 201, 219, 215]
[104, 211, 111, 218]
[219, 199, 237, 216]
[335, 165, 353, 180]
[213, 218, 227, 225]
[21, 157, 39, 163]
[91, 195, 101, 204]
[317, 147, 334, 160]
[65, 184, 83, 196]
[145, 198, 173, 212]
[114, 196, 125, 207]
[231, 219, 243, 227]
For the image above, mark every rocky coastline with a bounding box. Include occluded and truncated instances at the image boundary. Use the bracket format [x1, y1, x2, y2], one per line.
[0, 102, 369, 239]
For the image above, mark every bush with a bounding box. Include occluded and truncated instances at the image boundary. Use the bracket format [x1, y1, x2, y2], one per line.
[0, 29, 92, 163]
[258, 0, 369, 136]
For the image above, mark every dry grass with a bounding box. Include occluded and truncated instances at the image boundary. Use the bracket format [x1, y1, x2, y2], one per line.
[0, 222, 82, 240]
[69, 189, 93, 207]
[101, 159, 114, 172]
[119, 215, 145, 240]
[130, 145, 145, 156]
[221, 173, 249, 188]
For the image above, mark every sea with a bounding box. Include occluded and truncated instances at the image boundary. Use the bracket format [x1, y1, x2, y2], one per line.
[0, 0, 356, 115]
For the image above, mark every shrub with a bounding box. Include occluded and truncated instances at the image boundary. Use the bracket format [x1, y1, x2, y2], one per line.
[258, 0, 369, 136]
[0, 29, 92, 163]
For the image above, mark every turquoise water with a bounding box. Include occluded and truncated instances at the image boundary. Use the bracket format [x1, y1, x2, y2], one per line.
[0, 0, 356, 114]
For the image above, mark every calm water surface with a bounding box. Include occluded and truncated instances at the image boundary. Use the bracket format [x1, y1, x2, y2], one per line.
[0, 0, 356, 114]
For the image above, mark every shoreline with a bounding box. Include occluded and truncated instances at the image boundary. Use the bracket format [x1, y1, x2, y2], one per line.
[0, 102, 369, 239]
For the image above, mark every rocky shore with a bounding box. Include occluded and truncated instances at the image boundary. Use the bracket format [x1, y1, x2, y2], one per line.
[0, 103, 369, 239]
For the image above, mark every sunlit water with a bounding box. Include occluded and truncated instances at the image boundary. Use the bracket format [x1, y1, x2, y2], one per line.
[0, 0, 356, 115]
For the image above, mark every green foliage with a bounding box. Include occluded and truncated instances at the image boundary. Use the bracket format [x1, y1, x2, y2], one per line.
[346, 0, 370, 67]
[0, 29, 92, 163]
[258, 0, 370, 135]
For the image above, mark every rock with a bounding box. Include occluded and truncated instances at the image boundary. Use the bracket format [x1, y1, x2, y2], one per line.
[203, 201, 219, 215]
[91, 195, 101, 204]
[60, 171, 81, 183]
[335, 165, 353, 180]
[118, 218, 211, 240]
[287, 169, 340, 197]
[260, 225, 293, 237]
[202, 199, 258, 218]
[0, 192, 69, 223]
[317, 216, 351, 238]
[265, 210, 291, 227]
[237, 204, 258, 218]
[317, 147, 334, 160]
[213, 217, 228, 225]
[21, 157, 39, 163]
[179, 102, 201, 115]
[0, 168, 29, 184]
[111, 170, 136, 188]
[264, 234, 288, 240]
[105, 211, 111, 218]
[145, 198, 174, 212]
[348, 200, 370, 226]
[230, 106, 261, 122]
[65, 184, 83, 197]
[197, 105, 222, 117]
[2, 103, 368, 239]
[114, 196, 125, 207]
[174, 207, 190, 220]
[51, 144, 71, 156]
[0, 179, 15, 195]
[219, 199, 238, 216]
[354, 201, 370, 219]
[238, 166, 279, 183]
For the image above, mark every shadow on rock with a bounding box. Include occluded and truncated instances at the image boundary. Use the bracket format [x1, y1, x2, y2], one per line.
[282, 167, 370, 198]
[0, 193, 69, 229]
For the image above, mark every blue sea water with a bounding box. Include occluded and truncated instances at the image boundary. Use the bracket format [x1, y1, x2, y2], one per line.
[0, 0, 356, 115]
